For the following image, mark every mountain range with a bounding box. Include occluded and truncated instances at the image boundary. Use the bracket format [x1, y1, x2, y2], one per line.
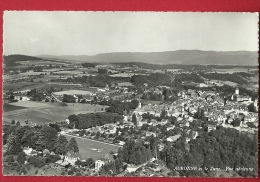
[4, 50, 259, 66]
[39, 50, 258, 65]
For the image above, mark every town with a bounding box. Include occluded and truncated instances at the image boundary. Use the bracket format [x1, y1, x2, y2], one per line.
[3, 54, 258, 177]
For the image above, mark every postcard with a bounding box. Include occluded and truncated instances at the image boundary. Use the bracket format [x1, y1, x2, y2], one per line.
[2, 11, 259, 178]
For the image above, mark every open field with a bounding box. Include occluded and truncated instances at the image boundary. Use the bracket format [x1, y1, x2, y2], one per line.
[5, 82, 82, 92]
[3, 103, 27, 112]
[53, 89, 93, 95]
[63, 134, 120, 160]
[118, 82, 134, 86]
[7, 100, 57, 108]
[222, 81, 237, 87]
[211, 68, 258, 74]
[55, 70, 84, 74]
[4, 102, 108, 125]
[4, 82, 39, 90]
[19, 60, 69, 66]
[20, 71, 46, 76]
[110, 73, 146, 77]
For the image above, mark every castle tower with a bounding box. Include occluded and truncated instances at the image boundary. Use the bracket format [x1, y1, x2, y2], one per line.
[235, 87, 239, 95]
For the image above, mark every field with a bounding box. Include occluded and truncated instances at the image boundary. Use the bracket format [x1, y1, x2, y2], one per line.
[63, 134, 120, 160]
[4, 101, 108, 125]
[211, 68, 258, 74]
[4, 82, 39, 90]
[3, 103, 27, 112]
[20, 71, 46, 76]
[118, 82, 134, 86]
[110, 73, 145, 77]
[19, 60, 69, 66]
[222, 81, 237, 87]
[53, 89, 93, 95]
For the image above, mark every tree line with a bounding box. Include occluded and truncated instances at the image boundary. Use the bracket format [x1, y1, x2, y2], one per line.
[50, 74, 130, 88]
[68, 112, 124, 129]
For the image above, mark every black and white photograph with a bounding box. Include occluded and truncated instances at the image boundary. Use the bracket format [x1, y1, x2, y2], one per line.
[2, 11, 259, 177]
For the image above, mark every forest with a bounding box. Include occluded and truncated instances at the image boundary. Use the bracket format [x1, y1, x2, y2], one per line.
[159, 126, 258, 177]
[3, 123, 80, 175]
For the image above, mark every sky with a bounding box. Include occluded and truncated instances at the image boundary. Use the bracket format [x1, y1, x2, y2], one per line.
[3, 11, 259, 56]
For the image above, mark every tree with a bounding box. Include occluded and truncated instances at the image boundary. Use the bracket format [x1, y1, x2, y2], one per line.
[233, 118, 241, 127]
[160, 109, 167, 118]
[6, 132, 22, 155]
[132, 113, 138, 126]
[11, 120, 15, 125]
[66, 137, 79, 154]
[17, 151, 26, 164]
[38, 126, 58, 151]
[247, 103, 257, 113]
[54, 135, 68, 155]
[131, 100, 139, 109]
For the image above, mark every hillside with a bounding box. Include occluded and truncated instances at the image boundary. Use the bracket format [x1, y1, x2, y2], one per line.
[39, 50, 259, 65]
[3, 54, 43, 67]
[3, 54, 70, 67]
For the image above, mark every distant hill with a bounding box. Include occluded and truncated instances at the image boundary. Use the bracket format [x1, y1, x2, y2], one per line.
[3, 54, 43, 67]
[39, 50, 258, 66]
[3, 54, 69, 67]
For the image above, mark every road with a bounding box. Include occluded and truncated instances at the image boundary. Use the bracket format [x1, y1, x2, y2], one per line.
[60, 132, 122, 148]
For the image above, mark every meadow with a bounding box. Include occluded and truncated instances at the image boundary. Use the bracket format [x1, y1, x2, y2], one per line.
[4, 82, 39, 90]
[4, 101, 107, 125]
[211, 68, 258, 74]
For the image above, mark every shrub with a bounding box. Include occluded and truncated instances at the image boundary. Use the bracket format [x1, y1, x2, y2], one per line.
[68, 170, 74, 175]
[17, 151, 26, 164]
[27, 156, 46, 168]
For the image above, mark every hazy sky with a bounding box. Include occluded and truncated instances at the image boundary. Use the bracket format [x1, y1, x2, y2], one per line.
[3, 11, 259, 56]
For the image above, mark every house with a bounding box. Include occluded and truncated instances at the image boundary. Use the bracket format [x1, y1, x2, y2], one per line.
[61, 153, 81, 165]
[145, 131, 157, 137]
[207, 125, 216, 132]
[118, 141, 126, 146]
[23, 147, 37, 156]
[178, 120, 189, 128]
[166, 134, 181, 142]
[95, 158, 109, 171]
[190, 131, 198, 139]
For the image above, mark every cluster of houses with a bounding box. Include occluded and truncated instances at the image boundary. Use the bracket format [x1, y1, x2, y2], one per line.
[131, 88, 258, 140]
[22, 146, 110, 171]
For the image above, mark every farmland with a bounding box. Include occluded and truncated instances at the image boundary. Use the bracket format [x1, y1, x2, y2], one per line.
[211, 68, 258, 74]
[3, 103, 27, 112]
[4, 101, 108, 125]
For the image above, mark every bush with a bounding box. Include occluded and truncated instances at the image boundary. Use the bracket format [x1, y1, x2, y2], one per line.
[27, 156, 46, 168]
[5, 155, 15, 163]
[68, 170, 74, 175]
[21, 167, 27, 175]
[17, 151, 27, 164]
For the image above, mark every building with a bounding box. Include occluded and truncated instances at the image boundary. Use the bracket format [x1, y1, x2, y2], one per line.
[95, 158, 106, 171]
[235, 87, 239, 95]
[166, 134, 181, 142]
